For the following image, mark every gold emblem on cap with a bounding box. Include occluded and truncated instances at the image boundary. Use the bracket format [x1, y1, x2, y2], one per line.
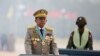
[41, 10, 44, 13]
[33, 9, 48, 17]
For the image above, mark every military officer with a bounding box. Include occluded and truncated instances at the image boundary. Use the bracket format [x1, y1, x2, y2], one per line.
[67, 16, 93, 50]
[25, 9, 59, 55]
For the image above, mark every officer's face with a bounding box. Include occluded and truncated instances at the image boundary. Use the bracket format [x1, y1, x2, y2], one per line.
[77, 20, 86, 28]
[35, 17, 47, 27]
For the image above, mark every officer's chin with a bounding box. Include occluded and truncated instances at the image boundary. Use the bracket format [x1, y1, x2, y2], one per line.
[40, 24, 45, 27]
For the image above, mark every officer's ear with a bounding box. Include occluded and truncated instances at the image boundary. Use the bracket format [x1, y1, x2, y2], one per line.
[35, 19, 37, 23]
[35, 17, 38, 22]
[35, 19, 36, 22]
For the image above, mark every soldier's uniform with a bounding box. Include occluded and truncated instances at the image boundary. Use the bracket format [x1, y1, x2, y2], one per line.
[24, 9, 59, 55]
[67, 17, 93, 50]
[67, 28, 93, 50]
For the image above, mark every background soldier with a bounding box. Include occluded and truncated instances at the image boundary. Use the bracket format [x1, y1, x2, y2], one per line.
[0, 33, 8, 51]
[67, 16, 93, 50]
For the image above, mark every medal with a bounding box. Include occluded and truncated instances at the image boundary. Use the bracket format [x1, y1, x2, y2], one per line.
[33, 40, 37, 45]
[50, 36, 53, 41]
[35, 38, 40, 41]
[45, 36, 49, 40]
[33, 41, 38, 48]
[32, 37, 35, 41]
[32, 40, 38, 48]
[42, 41, 45, 45]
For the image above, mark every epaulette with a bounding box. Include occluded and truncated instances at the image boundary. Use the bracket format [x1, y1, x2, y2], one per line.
[45, 26, 54, 31]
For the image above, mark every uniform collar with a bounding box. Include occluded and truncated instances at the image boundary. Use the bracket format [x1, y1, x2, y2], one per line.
[37, 25, 45, 30]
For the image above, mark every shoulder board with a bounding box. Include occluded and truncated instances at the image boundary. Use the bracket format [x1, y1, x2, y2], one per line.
[27, 25, 35, 30]
[45, 26, 54, 31]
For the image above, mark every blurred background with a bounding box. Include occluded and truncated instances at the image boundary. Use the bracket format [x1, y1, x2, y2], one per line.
[0, 0, 100, 56]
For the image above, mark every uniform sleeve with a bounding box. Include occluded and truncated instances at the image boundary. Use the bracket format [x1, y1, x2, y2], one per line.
[24, 28, 32, 54]
[66, 32, 74, 49]
[50, 31, 59, 55]
[88, 32, 93, 50]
